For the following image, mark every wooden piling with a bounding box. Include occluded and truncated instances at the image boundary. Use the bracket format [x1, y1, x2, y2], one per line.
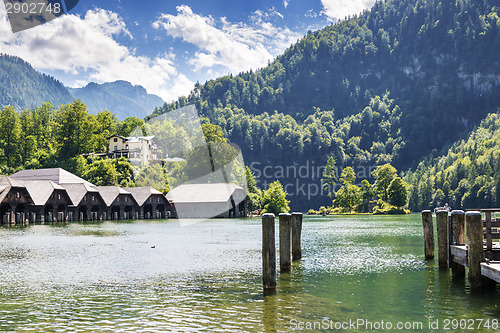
[279, 213, 292, 272]
[422, 210, 434, 260]
[466, 211, 485, 289]
[450, 210, 465, 278]
[436, 210, 449, 269]
[485, 211, 493, 251]
[291, 212, 303, 261]
[262, 213, 277, 290]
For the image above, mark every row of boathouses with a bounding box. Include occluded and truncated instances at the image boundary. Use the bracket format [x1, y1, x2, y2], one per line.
[0, 168, 248, 224]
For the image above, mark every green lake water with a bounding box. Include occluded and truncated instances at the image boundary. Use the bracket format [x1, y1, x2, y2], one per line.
[0, 214, 498, 332]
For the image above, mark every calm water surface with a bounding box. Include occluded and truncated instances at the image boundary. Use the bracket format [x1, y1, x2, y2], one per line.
[0, 215, 498, 332]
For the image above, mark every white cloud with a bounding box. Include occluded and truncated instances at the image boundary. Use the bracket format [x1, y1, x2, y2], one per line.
[305, 9, 318, 18]
[283, 0, 289, 9]
[321, 0, 376, 21]
[153, 5, 300, 74]
[0, 9, 193, 101]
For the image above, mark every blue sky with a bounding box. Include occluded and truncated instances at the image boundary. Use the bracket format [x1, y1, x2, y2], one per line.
[0, 0, 376, 103]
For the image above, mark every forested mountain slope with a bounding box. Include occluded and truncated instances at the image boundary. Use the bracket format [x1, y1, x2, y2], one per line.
[150, 0, 500, 173]
[405, 112, 500, 211]
[0, 54, 73, 110]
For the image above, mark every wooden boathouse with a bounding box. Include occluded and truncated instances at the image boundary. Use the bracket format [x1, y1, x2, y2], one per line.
[1, 168, 248, 223]
[61, 183, 107, 221]
[94, 186, 139, 220]
[19, 180, 72, 223]
[124, 187, 174, 219]
[166, 183, 247, 218]
[0, 176, 33, 224]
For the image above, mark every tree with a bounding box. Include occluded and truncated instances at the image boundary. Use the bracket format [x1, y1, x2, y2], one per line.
[84, 159, 117, 186]
[261, 180, 290, 215]
[54, 100, 92, 159]
[202, 123, 227, 143]
[322, 156, 337, 198]
[92, 111, 118, 152]
[372, 163, 397, 201]
[340, 166, 356, 185]
[361, 179, 374, 202]
[246, 166, 259, 194]
[246, 166, 263, 212]
[0, 106, 21, 167]
[119, 117, 145, 137]
[388, 177, 408, 207]
[334, 184, 361, 210]
[334, 167, 361, 210]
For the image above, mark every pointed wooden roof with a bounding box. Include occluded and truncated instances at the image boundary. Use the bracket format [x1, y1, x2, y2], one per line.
[60, 183, 101, 206]
[0, 176, 30, 203]
[93, 186, 137, 206]
[123, 187, 164, 206]
[15, 180, 66, 206]
[10, 168, 94, 186]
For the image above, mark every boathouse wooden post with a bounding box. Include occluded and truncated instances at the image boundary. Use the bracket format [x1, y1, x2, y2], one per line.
[450, 210, 465, 278]
[279, 213, 292, 272]
[485, 211, 493, 251]
[291, 212, 303, 261]
[466, 211, 485, 289]
[436, 210, 449, 268]
[262, 213, 277, 291]
[422, 210, 434, 260]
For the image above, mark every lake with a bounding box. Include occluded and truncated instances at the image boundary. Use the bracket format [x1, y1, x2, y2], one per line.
[0, 215, 498, 332]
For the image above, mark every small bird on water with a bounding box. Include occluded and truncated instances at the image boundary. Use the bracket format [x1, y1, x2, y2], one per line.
[151, 245, 155, 248]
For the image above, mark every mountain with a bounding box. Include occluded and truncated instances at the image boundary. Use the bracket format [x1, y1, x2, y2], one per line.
[404, 111, 500, 211]
[148, 0, 500, 210]
[0, 54, 73, 110]
[69, 81, 164, 120]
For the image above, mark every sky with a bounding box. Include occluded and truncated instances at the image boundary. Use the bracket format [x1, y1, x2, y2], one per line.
[0, 0, 377, 103]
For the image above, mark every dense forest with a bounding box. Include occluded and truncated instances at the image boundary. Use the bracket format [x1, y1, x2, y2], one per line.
[145, 0, 500, 210]
[0, 101, 144, 178]
[405, 112, 500, 211]
[0, 54, 73, 110]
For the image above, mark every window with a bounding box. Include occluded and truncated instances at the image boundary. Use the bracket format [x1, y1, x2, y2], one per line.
[125, 197, 128, 202]
[114, 138, 118, 142]
[122, 140, 126, 144]
[58, 194, 61, 200]
[114, 146, 118, 151]
[92, 196, 95, 202]
[16, 192, 20, 198]
[125, 145, 129, 150]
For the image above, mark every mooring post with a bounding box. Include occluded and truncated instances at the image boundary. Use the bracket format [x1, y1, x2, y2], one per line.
[422, 210, 434, 260]
[485, 211, 493, 251]
[436, 210, 449, 269]
[466, 211, 485, 289]
[279, 213, 292, 272]
[262, 213, 277, 291]
[291, 212, 303, 261]
[450, 210, 465, 278]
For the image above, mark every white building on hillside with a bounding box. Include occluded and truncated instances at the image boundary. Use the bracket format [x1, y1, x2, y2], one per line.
[108, 135, 163, 165]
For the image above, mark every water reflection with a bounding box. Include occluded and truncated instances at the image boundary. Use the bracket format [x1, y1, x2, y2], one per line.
[0, 216, 497, 331]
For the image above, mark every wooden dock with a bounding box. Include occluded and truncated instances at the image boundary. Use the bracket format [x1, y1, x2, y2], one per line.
[424, 209, 500, 287]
